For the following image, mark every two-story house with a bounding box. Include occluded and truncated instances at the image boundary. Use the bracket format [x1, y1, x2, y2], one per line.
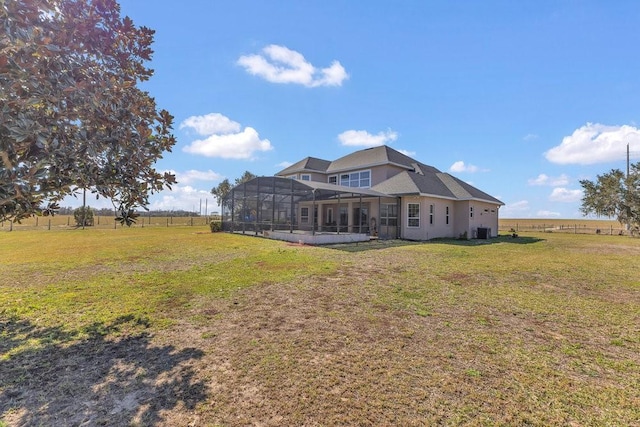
[221, 145, 503, 242]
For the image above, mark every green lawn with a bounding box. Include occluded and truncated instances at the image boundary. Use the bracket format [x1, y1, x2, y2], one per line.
[1, 227, 639, 426]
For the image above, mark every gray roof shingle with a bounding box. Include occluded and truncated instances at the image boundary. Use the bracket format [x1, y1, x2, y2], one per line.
[326, 146, 435, 173]
[276, 157, 331, 175]
[276, 145, 503, 205]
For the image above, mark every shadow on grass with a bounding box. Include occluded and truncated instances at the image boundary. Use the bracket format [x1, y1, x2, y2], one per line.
[321, 235, 545, 252]
[0, 315, 205, 426]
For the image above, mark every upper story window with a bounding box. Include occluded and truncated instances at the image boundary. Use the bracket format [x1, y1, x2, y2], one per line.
[328, 175, 337, 185]
[301, 174, 311, 181]
[339, 170, 370, 188]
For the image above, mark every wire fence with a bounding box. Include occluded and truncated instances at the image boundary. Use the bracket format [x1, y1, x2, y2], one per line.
[498, 223, 632, 236]
[3, 215, 636, 237]
[1, 215, 215, 231]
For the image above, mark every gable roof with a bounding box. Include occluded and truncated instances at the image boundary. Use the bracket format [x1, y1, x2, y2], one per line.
[326, 145, 440, 173]
[372, 170, 504, 205]
[276, 156, 331, 175]
[275, 145, 503, 205]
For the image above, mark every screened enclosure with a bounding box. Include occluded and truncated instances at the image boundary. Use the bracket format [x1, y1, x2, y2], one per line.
[221, 176, 399, 241]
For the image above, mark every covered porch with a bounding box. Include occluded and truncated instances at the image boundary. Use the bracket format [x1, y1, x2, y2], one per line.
[221, 177, 399, 244]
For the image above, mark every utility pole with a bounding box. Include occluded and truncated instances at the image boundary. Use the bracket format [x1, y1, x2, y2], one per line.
[627, 143, 630, 178]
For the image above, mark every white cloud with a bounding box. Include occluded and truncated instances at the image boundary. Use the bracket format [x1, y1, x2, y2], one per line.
[449, 161, 480, 173]
[179, 113, 240, 136]
[528, 173, 569, 186]
[549, 187, 582, 202]
[398, 149, 416, 157]
[148, 185, 214, 213]
[523, 133, 539, 141]
[500, 200, 530, 217]
[175, 169, 223, 185]
[276, 161, 293, 169]
[338, 129, 398, 147]
[237, 44, 349, 87]
[181, 113, 273, 159]
[545, 123, 640, 165]
[536, 210, 561, 218]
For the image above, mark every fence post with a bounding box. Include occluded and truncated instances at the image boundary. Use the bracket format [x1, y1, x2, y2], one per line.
[35, 216, 38, 227]
[9, 221, 13, 231]
[67, 217, 70, 226]
[48, 219, 51, 230]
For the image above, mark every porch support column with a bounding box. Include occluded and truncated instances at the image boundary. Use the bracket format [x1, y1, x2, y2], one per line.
[337, 192, 341, 235]
[230, 189, 235, 232]
[377, 196, 381, 237]
[312, 190, 317, 236]
[289, 179, 295, 234]
[242, 183, 247, 235]
[271, 177, 276, 231]
[359, 193, 363, 234]
[396, 197, 401, 239]
[255, 179, 260, 236]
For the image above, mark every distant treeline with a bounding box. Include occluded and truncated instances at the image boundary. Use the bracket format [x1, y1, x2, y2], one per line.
[56, 207, 213, 217]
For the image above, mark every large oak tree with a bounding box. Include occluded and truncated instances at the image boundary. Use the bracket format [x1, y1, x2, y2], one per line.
[1, 0, 176, 225]
[580, 162, 640, 234]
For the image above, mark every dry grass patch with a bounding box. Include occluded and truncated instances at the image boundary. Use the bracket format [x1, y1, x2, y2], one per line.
[1, 229, 639, 426]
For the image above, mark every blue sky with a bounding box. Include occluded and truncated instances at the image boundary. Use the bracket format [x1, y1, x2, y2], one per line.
[67, 1, 640, 218]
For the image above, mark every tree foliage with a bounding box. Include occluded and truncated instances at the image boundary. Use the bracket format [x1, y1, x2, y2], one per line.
[580, 162, 640, 232]
[73, 205, 94, 226]
[1, 0, 176, 225]
[210, 171, 257, 207]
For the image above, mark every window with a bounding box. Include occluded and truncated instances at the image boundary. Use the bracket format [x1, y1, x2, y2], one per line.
[326, 208, 333, 224]
[380, 203, 398, 226]
[407, 203, 420, 227]
[429, 204, 434, 225]
[301, 207, 309, 223]
[446, 206, 450, 225]
[301, 174, 311, 181]
[339, 170, 370, 188]
[328, 175, 337, 185]
[470, 206, 474, 218]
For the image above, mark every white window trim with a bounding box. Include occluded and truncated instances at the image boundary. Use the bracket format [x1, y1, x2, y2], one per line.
[339, 169, 371, 188]
[300, 174, 311, 181]
[407, 202, 420, 228]
[328, 175, 337, 185]
[429, 204, 434, 225]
